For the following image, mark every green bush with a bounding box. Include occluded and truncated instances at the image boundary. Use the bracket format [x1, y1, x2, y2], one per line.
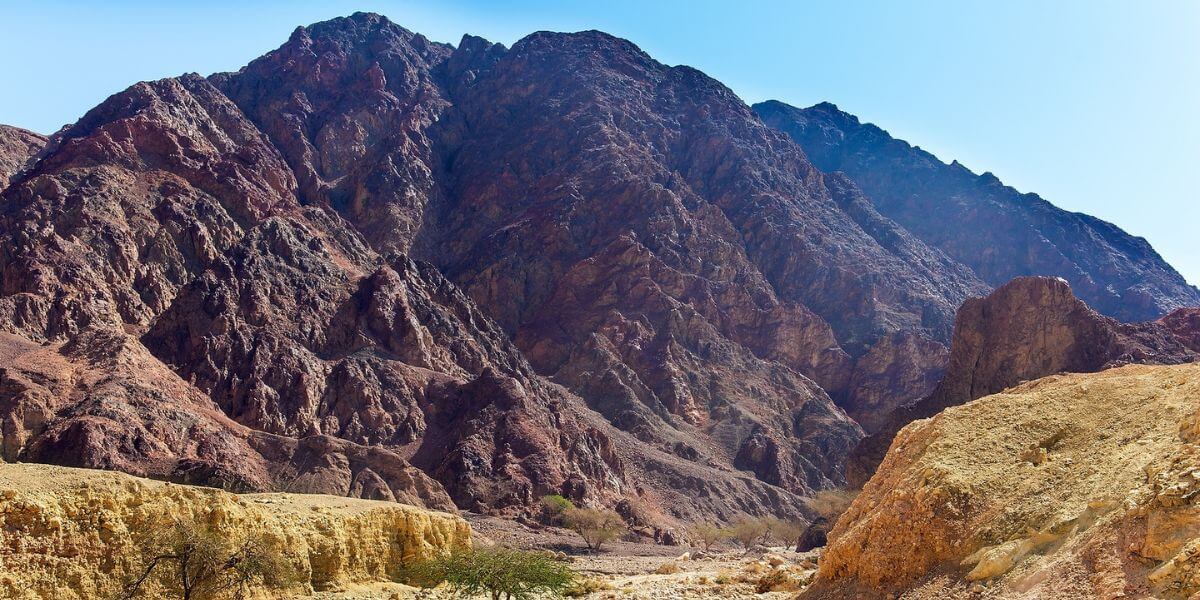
[689, 523, 730, 552]
[401, 547, 575, 600]
[728, 517, 769, 551]
[562, 508, 626, 552]
[541, 495, 576, 524]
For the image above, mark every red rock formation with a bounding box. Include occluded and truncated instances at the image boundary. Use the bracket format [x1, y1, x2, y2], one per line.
[0, 125, 45, 190]
[0, 75, 298, 339]
[848, 276, 1199, 485]
[142, 214, 627, 511]
[0, 329, 454, 510]
[1161, 307, 1200, 352]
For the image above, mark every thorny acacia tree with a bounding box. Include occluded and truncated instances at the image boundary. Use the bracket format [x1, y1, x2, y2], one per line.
[120, 519, 292, 600]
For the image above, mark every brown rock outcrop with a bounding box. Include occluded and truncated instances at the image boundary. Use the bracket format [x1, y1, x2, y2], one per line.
[848, 276, 1199, 485]
[0, 74, 298, 340]
[1161, 307, 1200, 352]
[0, 125, 45, 190]
[143, 213, 627, 511]
[804, 364, 1200, 599]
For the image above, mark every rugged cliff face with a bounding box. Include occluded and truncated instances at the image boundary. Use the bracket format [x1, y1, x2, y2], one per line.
[212, 15, 992, 489]
[754, 100, 1200, 323]
[141, 214, 627, 511]
[0, 19, 838, 516]
[0, 463, 471, 600]
[0, 327, 456, 510]
[848, 277, 1199, 485]
[0, 125, 45, 190]
[806, 364, 1200, 600]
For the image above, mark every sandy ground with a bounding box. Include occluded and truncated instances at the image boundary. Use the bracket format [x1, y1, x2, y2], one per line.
[306, 513, 821, 599]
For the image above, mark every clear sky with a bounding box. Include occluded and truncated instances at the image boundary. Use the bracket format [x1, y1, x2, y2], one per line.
[2, 1, 1196, 284]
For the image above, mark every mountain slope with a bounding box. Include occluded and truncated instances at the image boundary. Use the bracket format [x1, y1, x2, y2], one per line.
[0, 125, 46, 190]
[212, 13, 991, 494]
[754, 100, 1200, 323]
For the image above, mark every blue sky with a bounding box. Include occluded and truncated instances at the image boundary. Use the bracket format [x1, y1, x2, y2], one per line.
[2, 0, 1196, 285]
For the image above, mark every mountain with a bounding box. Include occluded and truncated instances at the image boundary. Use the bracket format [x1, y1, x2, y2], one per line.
[0, 13, 1194, 522]
[0, 125, 45, 189]
[754, 100, 1200, 323]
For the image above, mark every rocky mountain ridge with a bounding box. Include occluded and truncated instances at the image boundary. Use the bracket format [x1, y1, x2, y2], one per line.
[754, 99, 1200, 323]
[0, 12, 1195, 523]
[0, 125, 45, 190]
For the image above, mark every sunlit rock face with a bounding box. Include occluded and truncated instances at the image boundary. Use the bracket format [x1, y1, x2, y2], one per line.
[0, 124, 45, 190]
[807, 364, 1200, 600]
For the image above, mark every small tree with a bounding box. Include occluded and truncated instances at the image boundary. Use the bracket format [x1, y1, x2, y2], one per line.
[562, 508, 626, 553]
[689, 523, 729, 552]
[121, 519, 291, 600]
[541, 495, 576, 524]
[797, 489, 860, 551]
[806, 489, 858, 522]
[766, 518, 806, 549]
[728, 517, 769, 552]
[401, 547, 575, 600]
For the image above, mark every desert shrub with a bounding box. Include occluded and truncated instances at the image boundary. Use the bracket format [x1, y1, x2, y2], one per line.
[541, 495, 576, 524]
[614, 496, 654, 528]
[562, 576, 611, 597]
[765, 518, 806, 549]
[728, 517, 770, 551]
[401, 547, 575, 600]
[121, 519, 293, 600]
[754, 569, 800, 593]
[688, 523, 729, 552]
[805, 489, 858, 522]
[562, 508, 626, 552]
[653, 561, 680, 575]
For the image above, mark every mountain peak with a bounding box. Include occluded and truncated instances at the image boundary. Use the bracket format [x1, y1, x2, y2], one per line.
[511, 28, 656, 66]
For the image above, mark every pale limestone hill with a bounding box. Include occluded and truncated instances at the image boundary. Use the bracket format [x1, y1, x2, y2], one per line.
[805, 363, 1200, 599]
[0, 463, 470, 599]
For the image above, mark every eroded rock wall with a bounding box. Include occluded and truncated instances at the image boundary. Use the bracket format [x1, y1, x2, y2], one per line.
[0, 463, 470, 600]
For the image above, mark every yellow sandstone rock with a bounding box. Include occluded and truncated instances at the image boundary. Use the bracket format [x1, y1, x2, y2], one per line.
[0, 463, 471, 599]
[803, 363, 1200, 599]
